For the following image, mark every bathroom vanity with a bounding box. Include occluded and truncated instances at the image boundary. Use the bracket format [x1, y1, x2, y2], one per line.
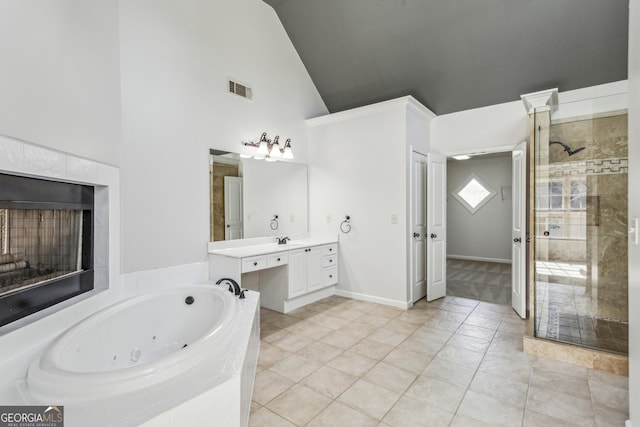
[208, 236, 338, 313]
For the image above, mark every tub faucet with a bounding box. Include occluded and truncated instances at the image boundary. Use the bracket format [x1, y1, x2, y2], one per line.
[215, 278, 241, 296]
[277, 236, 290, 245]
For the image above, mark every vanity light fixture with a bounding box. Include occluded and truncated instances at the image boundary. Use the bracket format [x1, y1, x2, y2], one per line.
[242, 132, 294, 161]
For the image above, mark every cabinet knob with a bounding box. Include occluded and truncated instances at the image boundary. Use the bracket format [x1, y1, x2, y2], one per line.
[329, 275, 333, 278]
[277, 257, 281, 261]
[253, 262, 258, 266]
[329, 259, 333, 262]
[329, 248, 333, 251]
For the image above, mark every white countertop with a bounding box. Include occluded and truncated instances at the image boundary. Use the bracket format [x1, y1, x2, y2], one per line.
[208, 236, 338, 259]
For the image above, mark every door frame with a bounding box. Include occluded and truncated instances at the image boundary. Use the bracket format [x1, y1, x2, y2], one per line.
[443, 143, 527, 314]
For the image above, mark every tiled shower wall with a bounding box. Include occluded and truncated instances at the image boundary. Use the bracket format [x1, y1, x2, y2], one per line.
[548, 112, 628, 322]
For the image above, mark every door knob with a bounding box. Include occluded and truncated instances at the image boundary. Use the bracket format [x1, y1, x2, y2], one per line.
[430, 233, 437, 238]
[413, 232, 420, 238]
[513, 237, 521, 243]
[543, 231, 550, 236]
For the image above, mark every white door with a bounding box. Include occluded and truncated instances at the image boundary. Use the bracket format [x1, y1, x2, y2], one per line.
[224, 176, 243, 240]
[512, 142, 527, 318]
[427, 153, 447, 301]
[411, 151, 428, 302]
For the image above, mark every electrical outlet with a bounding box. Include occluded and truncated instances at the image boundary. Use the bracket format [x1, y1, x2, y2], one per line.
[391, 214, 398, 224]
[326, 214, 332, 223]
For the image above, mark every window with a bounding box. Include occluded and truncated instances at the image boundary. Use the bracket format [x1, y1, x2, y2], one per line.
[570, 180, 587, 210]
[536, 181, 564, 210]
[452, 173, 497, 214]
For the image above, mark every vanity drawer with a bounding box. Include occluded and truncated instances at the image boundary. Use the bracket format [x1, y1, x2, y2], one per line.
[322, 244, 338, 256]
[267, 252, 289, 268]
[242, 256, 267, 273]
[322, 255, 337, 268]
[323, 266, 338, 285]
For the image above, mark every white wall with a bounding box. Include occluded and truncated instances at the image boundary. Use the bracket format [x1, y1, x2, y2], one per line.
[242, 159, 308, 238]
[447, 154, 512, 262]
[627, 0, 639, 424]
[118, 0, 327, 273]
[308, 103, 409, 306]
[0, 0, 122, 165]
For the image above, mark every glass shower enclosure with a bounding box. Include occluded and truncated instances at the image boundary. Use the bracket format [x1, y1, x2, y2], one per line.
[533, 93, 629, 355]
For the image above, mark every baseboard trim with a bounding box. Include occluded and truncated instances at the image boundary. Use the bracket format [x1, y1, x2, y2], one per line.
[447, 254, 511, 264]
[335, 289, 410, 309]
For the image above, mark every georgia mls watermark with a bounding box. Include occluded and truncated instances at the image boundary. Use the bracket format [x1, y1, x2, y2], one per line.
[0, 406, 63, 427]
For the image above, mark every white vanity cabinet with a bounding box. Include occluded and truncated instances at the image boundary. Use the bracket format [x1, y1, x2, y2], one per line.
[208, 237, 338, 313]
[288, 246, 328, 298]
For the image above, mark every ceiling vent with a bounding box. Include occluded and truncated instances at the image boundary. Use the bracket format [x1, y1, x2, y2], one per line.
[228, 79, 252, 100]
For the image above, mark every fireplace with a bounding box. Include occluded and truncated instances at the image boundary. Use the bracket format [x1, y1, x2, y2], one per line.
[0, 173, 94, 327]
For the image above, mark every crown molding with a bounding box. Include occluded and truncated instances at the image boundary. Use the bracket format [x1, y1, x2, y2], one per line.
[520, 88, 558, 113]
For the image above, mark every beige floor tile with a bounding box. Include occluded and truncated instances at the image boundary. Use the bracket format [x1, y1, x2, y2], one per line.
[252, 370, 295, 405]
[285, 319, 333, 340]
[530, 368, 590, 400]
[395, 335, 443, 355]
[464, 314, 502, 329]
[533, 356, 588, 380]
[396, 308, 435, 324]
[432, 344, 485, 369]
[477, 353, 533, 384]
[441, 303, 474, 315]
[450, 297, 480, 308]
[362, 362, 418, 394]
[296, 341, 343, 364]
[456, 323, 497, 341]
[411, 325, 453, 343]
[592, 403, 629, 427]
[447, 332, 491, 353]
[422, 317, 461, 332]
[384, 318, 421, 335]
[321, 329, 365, 349]
[421, 357, 476, 389]
[340, 320, 379, 338]
[258, 342, 292, 368]
[369, 305, 403, 320]
[404, 375, 466, 413]
[523, 409, 582, 427]
[308, 312, 351, 330]
[300, 366, 357, 399]
[588, 369, 629, 389]
[357, 313, 391, 328]
[307, 401, 378, 427]
[337, 379, 401, 420]
[382, 346, 433, 374]
[457, 390, 524, 427]
[262, 327, 292, 344]
[250, 400, 261, 413]
[449, 413, 494, 426]
[266, 384, 332, 426]
[269, 354, 322, 382]
[526, 386, 596, 427]
[432, 310, 469, 323]
[330, 307, 366, 321]
[271, 332, 315, 352]
[327, 351, 378, 377]
[249, 407, 296, 427]
[368, 327, 410, 346]
[469, 371, 529, 408]
[349, 338, 395, 360]
[589, 379, 629, 413]
[382, 395, 454, 427]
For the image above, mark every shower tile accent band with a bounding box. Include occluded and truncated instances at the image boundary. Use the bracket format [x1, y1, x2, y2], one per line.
[543, 157, 629, 178]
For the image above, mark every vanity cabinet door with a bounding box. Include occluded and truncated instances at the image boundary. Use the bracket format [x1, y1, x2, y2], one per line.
[288, 249, 307, 298]
[306, 247, 323, 292]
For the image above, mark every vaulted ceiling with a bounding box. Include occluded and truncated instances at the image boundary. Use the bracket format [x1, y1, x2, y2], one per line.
[263, 0, 629, 115]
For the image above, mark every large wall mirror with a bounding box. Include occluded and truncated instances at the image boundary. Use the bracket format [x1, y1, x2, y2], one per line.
[209, 150, 308, 241]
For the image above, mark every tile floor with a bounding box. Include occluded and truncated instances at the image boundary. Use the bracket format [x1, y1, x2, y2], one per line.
[446, 259, 512, 306]
[250, 295, 629, 427]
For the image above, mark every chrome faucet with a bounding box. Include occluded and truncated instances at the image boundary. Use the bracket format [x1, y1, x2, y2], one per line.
[277, 236, 290, 245]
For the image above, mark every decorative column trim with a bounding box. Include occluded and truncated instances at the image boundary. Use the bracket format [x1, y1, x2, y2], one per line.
[521, 88, 559, 113]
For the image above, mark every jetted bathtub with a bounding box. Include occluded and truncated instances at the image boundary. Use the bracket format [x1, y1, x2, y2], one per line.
[27, 285, 239, 402]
